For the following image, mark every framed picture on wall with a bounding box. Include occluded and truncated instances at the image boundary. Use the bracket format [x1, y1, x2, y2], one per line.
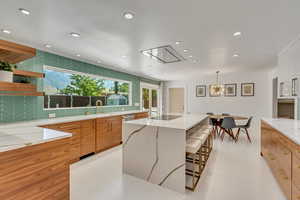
[196, 85, 206, 97]
[241, 83, 255, 96]
[224, 83, 237, 97]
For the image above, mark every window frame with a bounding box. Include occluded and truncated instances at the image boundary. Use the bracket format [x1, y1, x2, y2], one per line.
[43, 65, 132, 110]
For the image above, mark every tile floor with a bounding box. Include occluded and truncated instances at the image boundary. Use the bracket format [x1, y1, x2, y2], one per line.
[71, 120, 286, 200]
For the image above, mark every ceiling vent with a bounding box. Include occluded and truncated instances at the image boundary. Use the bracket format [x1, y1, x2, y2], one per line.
[141, 45, 185, 64]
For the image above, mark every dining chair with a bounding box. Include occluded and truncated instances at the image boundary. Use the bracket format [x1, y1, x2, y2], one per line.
[220, 117, 238, 141]
[235, 117, 253, 143]
[206, 112, 214, 115]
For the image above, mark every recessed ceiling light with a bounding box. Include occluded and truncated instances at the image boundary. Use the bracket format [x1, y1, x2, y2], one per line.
[233, 32, 242, 37]
[70, 32, 80, 38]
[123, 12, 134, 20]
[233, 54, 240, 57]
[1, 29, 11, 34]
[175, 41, 181, 45]
[183, 49, 188, 53]
[192, 60, 197, 63]
[189, 55, 193, 58]
[122, 55, 127, 58]
[19, 8, 30, 15]
[76, 54, 81, 57]
[97, 60, 102, 63]
[45, 44, 52, 48]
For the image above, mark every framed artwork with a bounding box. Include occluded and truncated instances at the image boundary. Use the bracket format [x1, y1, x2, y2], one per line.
[241, 83, 255, 96]
[224, 83, 237, 97]
[196, 85, 206, 97]
[209, 85, 221, 97]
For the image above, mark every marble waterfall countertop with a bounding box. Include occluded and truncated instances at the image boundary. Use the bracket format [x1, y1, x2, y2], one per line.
[262, 118, 300, 145]
[0, 110, 145, 153]
[125, 114, 208, 130]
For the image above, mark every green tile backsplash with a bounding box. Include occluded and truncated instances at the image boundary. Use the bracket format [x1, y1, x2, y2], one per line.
[0, 50, 159, 123]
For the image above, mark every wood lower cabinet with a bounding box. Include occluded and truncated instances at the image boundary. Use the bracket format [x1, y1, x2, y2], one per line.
[261, 120, 300, 200]
[96, 116, 122, 152]
[0, 137, 71, 200]
[80, 120, 96, 156]
[134, 112, 149, 119]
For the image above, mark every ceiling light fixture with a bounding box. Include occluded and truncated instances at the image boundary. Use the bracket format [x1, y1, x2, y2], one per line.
[19, 8, 30, 15]
[70, 32, 80, 38]
[183, 49, 188, 53]
[210, 71, 224, 96]
[233, 53, 240, 57]
[122, 55, 127, 58]
[76, 54, 81, 57]
[97, 60, 102, 63]
[45, 44, 52, 48]
[175, 41, 181, 45]
[192, 60, 197, 63]
[1, 29, 11, 34]
[189, 55, 193, 58]
[233, 32, 242, 37]
[123, 12, 134, 20]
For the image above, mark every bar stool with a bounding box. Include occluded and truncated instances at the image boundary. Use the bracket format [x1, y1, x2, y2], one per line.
[186, 136, 205, 191]
[186, 126, 212, 191]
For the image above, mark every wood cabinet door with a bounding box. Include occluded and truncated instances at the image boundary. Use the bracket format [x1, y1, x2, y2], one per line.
[292, 184, 300, 200]
[95, 118, 111, 151]
[293, 154, 300, 189]
[110, 116, 122, 145]
[61, 127, 81, 161]
[80, 120, 96, 156]
[134, 112, 149, 119]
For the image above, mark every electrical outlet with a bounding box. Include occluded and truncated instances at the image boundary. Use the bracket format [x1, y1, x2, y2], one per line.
[48, 113, 56, 118]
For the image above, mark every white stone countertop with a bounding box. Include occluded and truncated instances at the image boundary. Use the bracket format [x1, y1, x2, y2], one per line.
[262, 118, 300, 145]
[0, 110, 146, 153]
[125, 114, 208, 130]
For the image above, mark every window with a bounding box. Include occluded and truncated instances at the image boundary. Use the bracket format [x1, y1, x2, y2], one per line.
[44, 66, 131, 109]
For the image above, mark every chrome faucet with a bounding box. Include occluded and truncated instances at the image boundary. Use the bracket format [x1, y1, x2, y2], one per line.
[95, 100, 103, 113]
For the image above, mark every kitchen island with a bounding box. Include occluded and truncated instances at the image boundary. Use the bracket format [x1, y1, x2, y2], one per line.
[123, 114, 208, 193]
[261, 118, 300, 200]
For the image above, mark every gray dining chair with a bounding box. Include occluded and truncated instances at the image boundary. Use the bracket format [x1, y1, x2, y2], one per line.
[206, 112, 214, 115]
[222, 113, 230, 116]
[235, 117, 253, 143]
[220, 117, 237, 141]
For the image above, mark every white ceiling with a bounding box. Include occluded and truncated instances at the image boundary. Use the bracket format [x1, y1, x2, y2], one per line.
[1, 0, 300, 80]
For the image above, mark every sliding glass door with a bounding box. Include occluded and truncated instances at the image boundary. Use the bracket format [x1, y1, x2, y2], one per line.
[141, 83, 160, 117]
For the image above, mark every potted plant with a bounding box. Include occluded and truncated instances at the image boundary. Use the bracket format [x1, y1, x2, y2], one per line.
[0, 61, 17, 82]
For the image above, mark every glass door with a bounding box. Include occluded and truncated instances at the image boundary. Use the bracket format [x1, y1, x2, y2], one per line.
[141, 83, 160, 117]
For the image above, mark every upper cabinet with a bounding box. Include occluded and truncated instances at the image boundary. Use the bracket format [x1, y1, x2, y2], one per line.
[0, 39, 36, 64]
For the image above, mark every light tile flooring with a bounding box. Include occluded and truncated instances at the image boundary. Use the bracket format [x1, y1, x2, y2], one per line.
[71, 121, 286, 200]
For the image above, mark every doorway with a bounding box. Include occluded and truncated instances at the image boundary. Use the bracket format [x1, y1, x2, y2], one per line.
[168, 88, 184, 113]
[141, 83, 160, 117]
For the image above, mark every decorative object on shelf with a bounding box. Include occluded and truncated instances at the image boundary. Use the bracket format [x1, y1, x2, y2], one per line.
[292, 78, 298, 96]
[0, 61, 17, 82]
[224, 83, 237, 97]
[196, 85, 206, 97]
[209, 71, 224, 97]
[241, 83, 255, 96]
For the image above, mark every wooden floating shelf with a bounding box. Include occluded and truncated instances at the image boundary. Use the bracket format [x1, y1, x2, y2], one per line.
[0, 81, 36, 92]
[0, 39, 36, 64]
[0, 92, 44, 96]
[13, 69, 44, 78]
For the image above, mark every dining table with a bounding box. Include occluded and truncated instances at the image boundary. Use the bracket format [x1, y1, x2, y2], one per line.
[208, 114, 249, 140]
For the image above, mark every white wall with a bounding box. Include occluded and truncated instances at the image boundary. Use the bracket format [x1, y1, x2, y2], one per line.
[276, 35, 300, 97]
[163, 70, 273, 119]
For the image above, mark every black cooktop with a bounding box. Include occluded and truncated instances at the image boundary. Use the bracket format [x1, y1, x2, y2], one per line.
[151, 115, 181, 120]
